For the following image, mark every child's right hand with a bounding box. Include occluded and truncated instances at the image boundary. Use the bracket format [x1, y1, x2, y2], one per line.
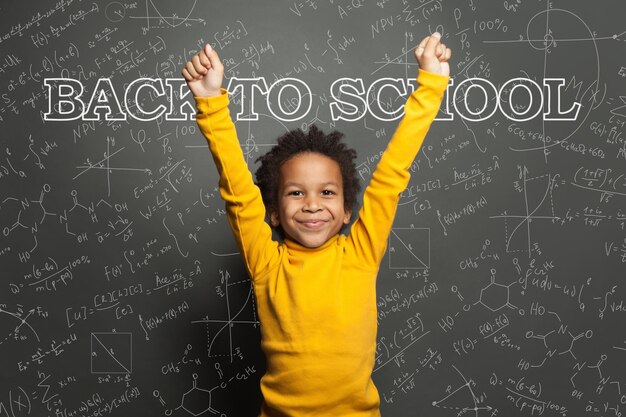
[182, 44, 224, 97]
[415, 32, 451, 77]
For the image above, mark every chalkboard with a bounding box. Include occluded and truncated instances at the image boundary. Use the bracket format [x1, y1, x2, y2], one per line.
[2, 1, 625, 416]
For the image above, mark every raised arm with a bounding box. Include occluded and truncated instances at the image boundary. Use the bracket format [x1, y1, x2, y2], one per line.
[184, 45, 278, 279]
[347, 34, 451, 268]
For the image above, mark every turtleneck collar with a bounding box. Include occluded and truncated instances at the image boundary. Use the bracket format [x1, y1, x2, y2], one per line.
[283, 234, 341, 253]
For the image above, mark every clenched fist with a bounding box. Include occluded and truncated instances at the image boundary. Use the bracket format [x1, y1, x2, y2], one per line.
[415, 32, 451, 76]
[181, 44, 224, 97]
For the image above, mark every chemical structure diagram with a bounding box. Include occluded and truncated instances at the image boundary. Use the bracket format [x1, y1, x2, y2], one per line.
[570, 353, 610, 397]
[569, 348, 626, 415]
[155, 373, 227, 416]
[1, 184, 134, 259]
[472, 268, 519, 313]
[523, 311, 593, 364]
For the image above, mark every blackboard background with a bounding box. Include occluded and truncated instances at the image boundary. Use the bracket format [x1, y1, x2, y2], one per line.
[2, 1, 626, 416]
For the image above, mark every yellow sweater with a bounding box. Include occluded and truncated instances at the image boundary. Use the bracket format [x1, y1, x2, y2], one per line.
[195, 70, 449, 417]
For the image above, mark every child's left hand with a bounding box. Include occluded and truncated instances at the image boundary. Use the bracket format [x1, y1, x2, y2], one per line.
[415, 32, 451, 76]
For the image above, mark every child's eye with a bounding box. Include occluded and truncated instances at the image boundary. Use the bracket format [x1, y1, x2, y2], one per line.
[288, 190, 303, 196]
[322, 190, 335, 196]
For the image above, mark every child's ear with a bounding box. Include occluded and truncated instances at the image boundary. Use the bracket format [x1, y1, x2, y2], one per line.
[343, 209, 352, 224]
[269, 209, 280, 227]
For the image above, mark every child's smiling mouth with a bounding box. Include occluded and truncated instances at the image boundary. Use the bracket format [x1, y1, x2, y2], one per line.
[298, 219, 327, 228]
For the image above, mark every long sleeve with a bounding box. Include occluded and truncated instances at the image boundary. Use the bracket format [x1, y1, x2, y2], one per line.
[347, 70, 449, 268]
[195, 88, 279, 280]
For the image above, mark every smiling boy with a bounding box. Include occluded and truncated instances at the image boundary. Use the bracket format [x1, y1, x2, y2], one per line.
[183, 33, 451, 416]
[270, 151, 351, 248]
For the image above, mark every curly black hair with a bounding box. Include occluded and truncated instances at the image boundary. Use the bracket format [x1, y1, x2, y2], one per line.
[255, 124, 361, 232]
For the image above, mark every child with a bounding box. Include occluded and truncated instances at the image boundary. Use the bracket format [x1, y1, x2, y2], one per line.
[183, 34, 451, 417]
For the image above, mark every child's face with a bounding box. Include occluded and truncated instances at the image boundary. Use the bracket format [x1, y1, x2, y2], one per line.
[269, 152, 352, 248]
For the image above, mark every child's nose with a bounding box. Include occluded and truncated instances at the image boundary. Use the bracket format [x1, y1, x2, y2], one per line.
[303, 194, 322, 211]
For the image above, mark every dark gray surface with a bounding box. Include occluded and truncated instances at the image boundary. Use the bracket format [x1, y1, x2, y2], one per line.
[1, 1, 625, 416]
